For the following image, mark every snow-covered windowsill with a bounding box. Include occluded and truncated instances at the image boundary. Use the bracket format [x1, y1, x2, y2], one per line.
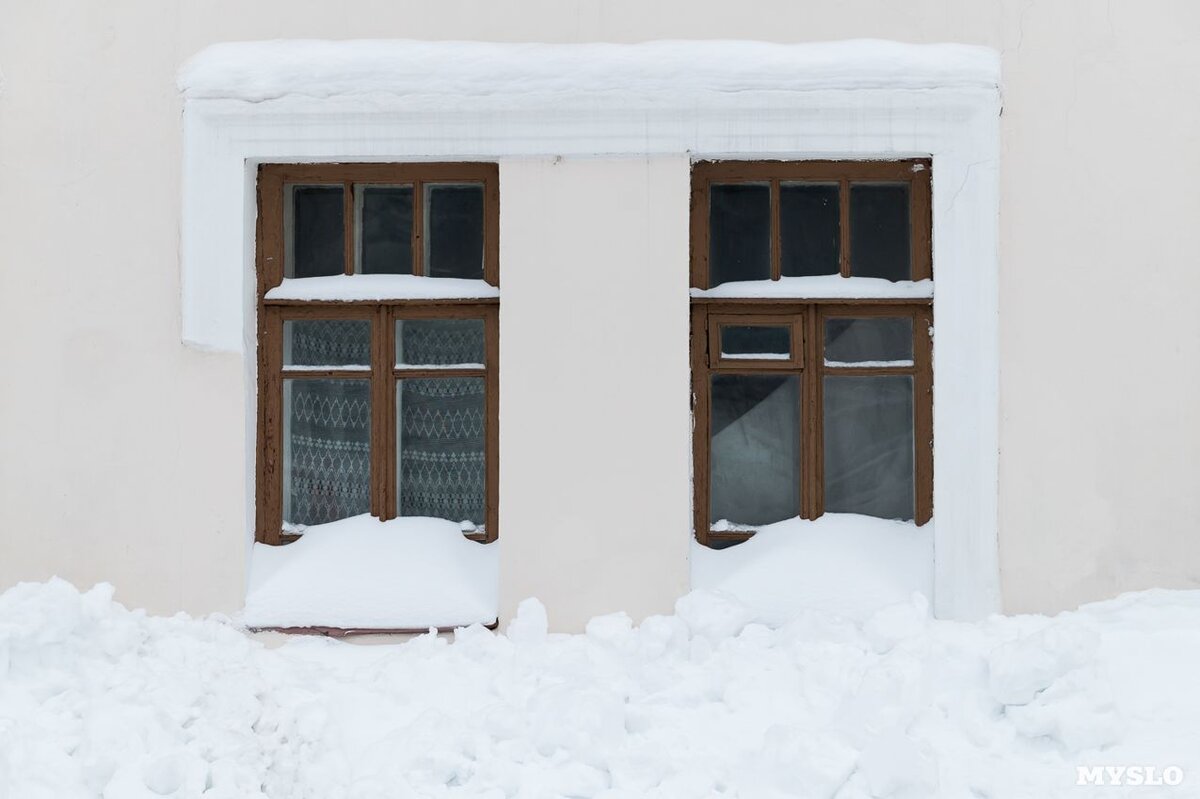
[265, 274, 500, 303]
[691, 276, 933, 300]
[242, 515, 499, 631]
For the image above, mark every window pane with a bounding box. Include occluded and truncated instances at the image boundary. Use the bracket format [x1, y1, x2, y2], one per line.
[396, 319, 485, 367]
[781, 183, 840, 277]
[286, 185, 344, 279]
[825, 317, 914, 366]
[425, 184, 485, 279]
[284, 320, 371, 368]
[850, 183, 911, 281]
[709, 183, 770, 286]
[823, 375, 914, 520]
[710, 374, 801, 527]
[719, 325, 791, 361]
[397, 377, 486, 525]
[283, 379, 371, 526]
[358, 185, 413, 275]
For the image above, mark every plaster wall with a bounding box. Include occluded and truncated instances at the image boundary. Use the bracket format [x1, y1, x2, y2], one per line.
[0, 0, 1198, 624]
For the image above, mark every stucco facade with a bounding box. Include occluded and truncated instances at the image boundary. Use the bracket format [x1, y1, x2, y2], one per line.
[1, 1, 1198, 629]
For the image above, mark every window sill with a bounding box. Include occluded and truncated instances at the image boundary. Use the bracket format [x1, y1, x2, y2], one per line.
[690, 276, 933, 301]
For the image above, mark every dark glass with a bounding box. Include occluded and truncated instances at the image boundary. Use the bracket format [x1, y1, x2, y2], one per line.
[719, 325, 791, 360]
[359, 186, 413, 275]
[709, 183, 770, 286]
[282, 379, 371, 526]
[850, 183, 911, 281]
[781, 183, 840, 277]
[825, 318, 913, 365]
[425, 184, 485, 279]
[288, 186, 344, 279]
[283, 320, 371, 368]
[395, 319, 485, 367]
[710, 374, 801, 527]
[823, 375, 914, 520]
[397, 377, 486, 525]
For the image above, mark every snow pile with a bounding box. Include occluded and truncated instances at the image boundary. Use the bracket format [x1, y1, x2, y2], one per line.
[694, 514, 933, 624]
[179, 40, 1000, 103]
[264, 275, 499, 302]
[3, 580, 1200, 798]
[691, 275, 933, 300]
[244, 515, 498, 630]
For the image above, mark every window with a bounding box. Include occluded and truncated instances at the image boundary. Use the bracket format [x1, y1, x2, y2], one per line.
[690, 160, 932, 545]
[255, 164, 499, 545]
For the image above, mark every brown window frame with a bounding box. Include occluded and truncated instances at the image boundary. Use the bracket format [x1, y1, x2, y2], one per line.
[690, 160, 932, 546]
[255, 163, 500, 546]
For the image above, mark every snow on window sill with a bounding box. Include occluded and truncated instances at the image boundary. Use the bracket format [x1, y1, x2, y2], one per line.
[691, 276, 933, 301]
[264, 274, 500, 302]
[692, 513, 933, 624]
[243, 514, 498, 630]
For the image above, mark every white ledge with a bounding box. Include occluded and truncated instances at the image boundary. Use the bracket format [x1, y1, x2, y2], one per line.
[691, 276, 933, 300]
[265, 275, 500, 302]
[180, 39, 999, 103]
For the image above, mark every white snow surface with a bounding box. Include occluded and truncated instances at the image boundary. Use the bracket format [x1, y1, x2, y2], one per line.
[4, 579, 1200, 798]
[244, 515, 498, 630]
[265, 275, 499, 302]
[179, 40, 1000, 102]
[692, 276, 934, 300]
[694, 514, 934, 624]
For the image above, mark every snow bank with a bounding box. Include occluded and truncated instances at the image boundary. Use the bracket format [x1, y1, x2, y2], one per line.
[692, 275, 934, 300]
[264, 274, 499, 302]
[4, 579, 1200, 798]
[244, 515, 497, 630]
[179, 40, 1000, 103]
[693, 514, 934, 623]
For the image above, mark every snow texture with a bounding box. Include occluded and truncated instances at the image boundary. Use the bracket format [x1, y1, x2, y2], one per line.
[3, 579, 1199, 798]
[244, 515, 498, 630]
[265, 275, 499, 302]
[179, 40, 1000, 103]
[694, 514, 934, 624]
[692, 276, 934, 300]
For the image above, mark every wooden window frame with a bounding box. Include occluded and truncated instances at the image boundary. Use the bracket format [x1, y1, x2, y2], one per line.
[255, 163, 500, 546]
[690, 160, 933, 546]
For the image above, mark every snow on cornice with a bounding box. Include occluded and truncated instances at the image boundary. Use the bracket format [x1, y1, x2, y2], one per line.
[178, 39, 1000, 103]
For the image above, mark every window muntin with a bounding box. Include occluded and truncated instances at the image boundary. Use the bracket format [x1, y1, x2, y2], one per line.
[691, 160, 932, 546]
[257, 164, 499, 545]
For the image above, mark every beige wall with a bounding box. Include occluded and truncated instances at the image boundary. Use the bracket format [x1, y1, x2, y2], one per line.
[1, 1, 1198, 622]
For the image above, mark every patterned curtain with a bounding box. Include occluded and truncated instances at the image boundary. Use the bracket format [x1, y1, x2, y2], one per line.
[398, 319, 486, 526]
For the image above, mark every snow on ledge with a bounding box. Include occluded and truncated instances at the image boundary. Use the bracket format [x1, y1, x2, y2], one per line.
[691, 276, 933, 300]
[179, 39, 1000, 102]
[692, 513, 933, 624]
[265, 275, 499, 302]
[243, 515, 498, 630]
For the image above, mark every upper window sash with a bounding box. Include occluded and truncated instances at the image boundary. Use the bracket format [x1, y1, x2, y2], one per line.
[690, 159, 932, 291]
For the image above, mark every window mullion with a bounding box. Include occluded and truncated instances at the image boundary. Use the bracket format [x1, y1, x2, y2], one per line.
[373, 304, 393, 520]
[412, 180, 424, 277]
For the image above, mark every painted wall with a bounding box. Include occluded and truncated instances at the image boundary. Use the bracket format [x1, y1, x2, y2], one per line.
[0, 1, 1198, 625]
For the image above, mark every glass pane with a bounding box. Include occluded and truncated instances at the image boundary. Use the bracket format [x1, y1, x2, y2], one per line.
[358, 185, 413, 275]
[823, 375, 914, 520]
[397, 377, 486, 525]
[286, 185, 344, 279]
[719, 325, 791, 361]
[710, 374, 801, 527]
[396, 319, 485, 368]
[825, 318, 914, 366]
[425, 184, 485, 279]
[283, 379, 371, 526]
[709, 183, 770, 286]
[283, 320, 371, 369]
[781, 183, 840, 277]
[850, 183, 911, 281]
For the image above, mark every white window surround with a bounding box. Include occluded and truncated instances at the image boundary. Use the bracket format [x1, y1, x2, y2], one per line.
[179, 39, 1001, 620]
